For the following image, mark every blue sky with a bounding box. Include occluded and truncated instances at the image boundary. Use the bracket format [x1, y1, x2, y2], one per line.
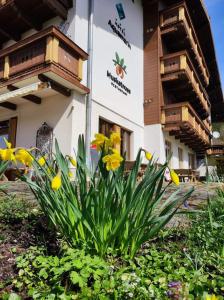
[204, 0, 224, 89]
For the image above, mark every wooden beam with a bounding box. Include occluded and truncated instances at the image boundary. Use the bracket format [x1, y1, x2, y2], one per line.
[7, 85, 42, 104]
[0, 101, 17, 111]
[12, 1, 42, 31]
[0, 24, 20, 41]
[38, 74, 71, 97]
[43, 0, 68, 20]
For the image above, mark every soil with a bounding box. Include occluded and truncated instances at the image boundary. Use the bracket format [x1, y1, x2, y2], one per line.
[0, 214, 59, 297]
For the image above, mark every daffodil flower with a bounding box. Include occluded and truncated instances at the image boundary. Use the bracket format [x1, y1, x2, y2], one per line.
[51, 173, 62, 191]
[15, 149, 33, 167]
[102, 149, 123, 171]
[205, 294, 218, 300]
[110, 132, 121, 147]
[145, 151, 152, 161]
[91, 133, 109, 151]
[170, 170, 180, 186]
[69, 156, 77, 167]
[38, 156, 46, 167]
[0, 138, 16, 162]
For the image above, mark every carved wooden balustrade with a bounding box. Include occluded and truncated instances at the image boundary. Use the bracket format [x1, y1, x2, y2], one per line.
[161, 51, 210, 118]
[161, 102, 211, 154]
[0, 26, 88, 94]
[160, 1, 209, 86]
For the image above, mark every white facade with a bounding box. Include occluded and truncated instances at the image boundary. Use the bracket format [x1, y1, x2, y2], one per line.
[0, 0, 197, 169]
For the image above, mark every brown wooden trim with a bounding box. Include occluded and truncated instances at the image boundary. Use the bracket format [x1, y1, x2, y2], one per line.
[159, 1, 210, 80]
[38, 74, 71, 97]
[0, 102, 17, 110]
[0, 26, 88, 60]
[7, 85, 42, 104]
[8, 116, 17, 147]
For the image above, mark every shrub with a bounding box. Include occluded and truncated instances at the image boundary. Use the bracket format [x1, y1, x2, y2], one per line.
[21, 134, 192, 258]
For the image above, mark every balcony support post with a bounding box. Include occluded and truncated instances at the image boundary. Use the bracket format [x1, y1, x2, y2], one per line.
[3, 56, 9, 79]
[181, 106, 189, 122]
[45, 36, 59, 63]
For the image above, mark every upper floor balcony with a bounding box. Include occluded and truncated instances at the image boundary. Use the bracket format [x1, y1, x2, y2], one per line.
[0, 26, 88, 111]
[0, 0, 72, 46]
[160, 2, 210, 86]
[160, 51, 210, 119]
[161, 102, 211, 155]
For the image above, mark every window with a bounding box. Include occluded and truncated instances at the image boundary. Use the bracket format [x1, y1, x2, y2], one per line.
[165, 140, 172, 165]
[178, 147, 184, 168]
[188, 153, 195, 169]
[99, 118, 131, 160]
[0, 118, 17, 148]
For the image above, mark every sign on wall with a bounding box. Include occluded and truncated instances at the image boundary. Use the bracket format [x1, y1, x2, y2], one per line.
[92, 0, 143, 123]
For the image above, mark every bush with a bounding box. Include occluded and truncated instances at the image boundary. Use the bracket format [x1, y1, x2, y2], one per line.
[21, 135, 192, 258]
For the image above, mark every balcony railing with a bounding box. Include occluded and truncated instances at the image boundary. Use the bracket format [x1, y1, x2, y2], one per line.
[0, 0, 72, 46]
[160, 2, 209, 86]
[0, 26, 88, 95]
[207, 148, 224, 156]
[161, 51, 210, 117]
[161, 102, 211, 153]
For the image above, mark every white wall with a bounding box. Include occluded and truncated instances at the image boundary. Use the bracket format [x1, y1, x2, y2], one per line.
[0, 93, 86, 156]
[144, 124, 166, 163]
[145, 124, 196, 168]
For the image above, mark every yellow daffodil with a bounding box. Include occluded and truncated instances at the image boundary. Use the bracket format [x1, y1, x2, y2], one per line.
[206, 295, 218, 300]
[68, 171, 73, 178]
[170, 170, 180, 186]
[102, 150, 123, 171]
[0, 138, 16, 162]
[0, 148, 16, 162]
[91, 133, 109, 151]
[4, 138, 12, 149]
[145, 151, 152, 161]
[38, 156, 46, 167]
[69, 156, 77, 167]
[15, 149, 33, 167]
[110, 132, 121, 147]
[51, 173, 62, 191]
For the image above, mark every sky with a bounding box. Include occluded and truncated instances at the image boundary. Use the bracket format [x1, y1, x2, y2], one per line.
[204, 0, 224, 89]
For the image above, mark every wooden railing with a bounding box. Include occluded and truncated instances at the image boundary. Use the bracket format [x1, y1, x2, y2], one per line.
[161, 51, 210, 114]
[160, 2, 209, 85]
[207, 148, 224, 156]
[161, 102, 211, 145]
[0, 26, 88, 93]
[0, 0, 72, 7]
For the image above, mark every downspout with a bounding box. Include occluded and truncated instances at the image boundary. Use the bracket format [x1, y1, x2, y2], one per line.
[85, 0, 94, 164]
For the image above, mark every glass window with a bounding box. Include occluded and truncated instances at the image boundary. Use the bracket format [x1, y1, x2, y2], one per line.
[99, 118, 131, 160]
[0, 120, 9, 149]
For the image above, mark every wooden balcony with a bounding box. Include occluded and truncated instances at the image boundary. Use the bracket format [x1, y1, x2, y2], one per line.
[160, 2, 209, 86]
[207, 147, 224, 157]
[0, 26, 88, 110]
[161, 51, 210, 119]
[0, 0, 72, 46]
[161, 102, 211, 154]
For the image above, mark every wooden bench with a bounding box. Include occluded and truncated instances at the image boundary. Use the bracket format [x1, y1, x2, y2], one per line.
[174, 169, 200, 182]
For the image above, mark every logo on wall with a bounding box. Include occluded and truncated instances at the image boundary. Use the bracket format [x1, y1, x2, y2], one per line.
[107, 52, 131, 96]
[108, 3, 131, 49]
[116, 3, 126, 20]
[113, 52, 127, 79]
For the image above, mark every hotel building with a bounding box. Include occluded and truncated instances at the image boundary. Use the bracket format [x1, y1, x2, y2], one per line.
[0, 0, 222, 172]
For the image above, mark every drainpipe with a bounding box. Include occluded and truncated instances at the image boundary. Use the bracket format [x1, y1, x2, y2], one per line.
[85, 0, 94, 164]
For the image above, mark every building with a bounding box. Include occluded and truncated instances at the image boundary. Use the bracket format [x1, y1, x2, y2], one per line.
[0, 0, 222, 171]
